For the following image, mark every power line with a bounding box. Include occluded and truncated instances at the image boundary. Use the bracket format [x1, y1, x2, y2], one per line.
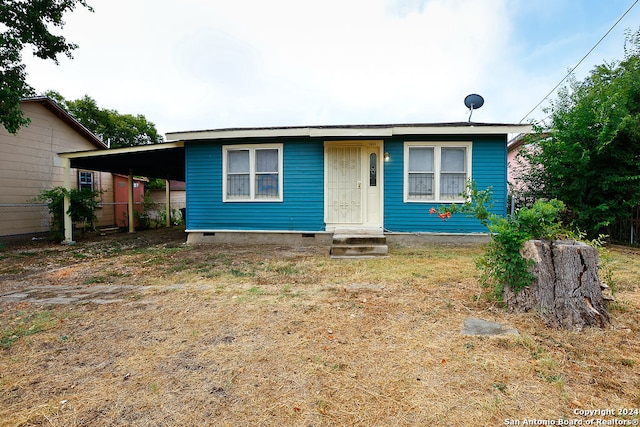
[519, 0, 639, 124]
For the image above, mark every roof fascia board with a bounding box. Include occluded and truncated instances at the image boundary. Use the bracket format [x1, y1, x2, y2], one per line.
[167, 128, 311, 141]
[167, 124, 532, 142]
[392, 125, 532, 135]
[310, 127, 393, 137]
[59, 141, 184, 159]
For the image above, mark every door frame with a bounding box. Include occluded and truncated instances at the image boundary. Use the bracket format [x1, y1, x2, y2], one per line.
[323, 140, 384, 231]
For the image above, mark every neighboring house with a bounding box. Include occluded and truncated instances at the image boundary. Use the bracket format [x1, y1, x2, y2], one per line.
[148, 180, 186, 224]
[507, 133, 527, 188]
[113, 174, 147, 227]
[507, 131, 550, 211]
[0, 97, 114, 239]
[166, 122, 530, 245]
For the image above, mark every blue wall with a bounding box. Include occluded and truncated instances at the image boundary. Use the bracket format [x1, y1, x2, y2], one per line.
[185, 139, 325, 231]
[185, 134, 507, 233]
[383, 135, 507, 233]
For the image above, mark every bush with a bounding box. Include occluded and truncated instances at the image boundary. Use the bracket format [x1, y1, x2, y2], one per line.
[433, 182, 566, 301]
[479, 200, 565, 300]
[37, 187, 102, 240]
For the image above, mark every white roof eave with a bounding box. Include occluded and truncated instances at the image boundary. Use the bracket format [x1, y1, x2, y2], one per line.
[166, 124, 532, 142]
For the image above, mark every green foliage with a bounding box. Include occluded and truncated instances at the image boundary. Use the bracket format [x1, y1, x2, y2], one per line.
[37, 186, 101, 240]
[158, 207, 184, 226]
[0, 0, 92, 133]
[436, 182, 566, 300]
[477, 215, 534, 300]
[146, 178, 166, 190]
[134, 191, 157, 230]
[437, 180, 494, 226]
[45, 91, 163, 147]
[480, 200, 566, 299]
[1, 310, 55, 349]
[515, 28, 640, 238]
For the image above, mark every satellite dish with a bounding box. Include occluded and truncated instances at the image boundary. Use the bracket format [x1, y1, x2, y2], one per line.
[464, 94, 484, 122]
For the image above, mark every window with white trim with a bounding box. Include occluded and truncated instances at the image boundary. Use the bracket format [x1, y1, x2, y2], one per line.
[223, 144, 283, 202]
[404, 142, 471, 202]
[78, 171, 94, 192]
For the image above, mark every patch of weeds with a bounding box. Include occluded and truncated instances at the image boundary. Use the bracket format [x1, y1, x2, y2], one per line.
[492, 382, 507, 393]
[620, 358, 635, 366]
[0, 266, 24, 275]
[279, 284, 303, 299]
[231, 269, 255, 277]
[331, 363, 347, 371]
[1, 310, 56, 349]
[166, 259, 194, 273]
[529, 346, 545, 360]
[204, 271, 222, 279]
[17, 251, 39, 257]
[493, 338, 516, 350]
[72, 252, 88, 259]
[140, 256, 166, 267]
[537, 356, 557, 370]
[246, 286, 265, 296]
[148, 382, 160, 393]
[607, 300, 629, 313]
[275, 263, 300, 275]
[196, 262, 221, 278]
[83, 275, 110, 285]
[539, 373, 565, 386]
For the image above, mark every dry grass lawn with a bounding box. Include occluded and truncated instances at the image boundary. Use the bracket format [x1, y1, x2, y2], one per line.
[1, 228, 639, 426]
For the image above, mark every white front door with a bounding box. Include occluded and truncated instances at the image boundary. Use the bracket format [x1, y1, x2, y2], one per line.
[324, 141, 383, 230]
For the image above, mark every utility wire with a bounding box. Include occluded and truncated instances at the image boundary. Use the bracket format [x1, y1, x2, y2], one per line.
[519, 0, 639, 124]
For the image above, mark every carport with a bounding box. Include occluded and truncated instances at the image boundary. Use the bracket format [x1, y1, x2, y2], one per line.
[59, 141, 185, 243]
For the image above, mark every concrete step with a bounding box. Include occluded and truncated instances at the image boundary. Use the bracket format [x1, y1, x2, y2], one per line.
[332, 235, 387, 246]
[330, 244, 388, 258]
[330, 229, 388, 258]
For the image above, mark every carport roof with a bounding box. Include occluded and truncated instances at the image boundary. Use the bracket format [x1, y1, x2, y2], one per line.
[60, 141, 185, 181]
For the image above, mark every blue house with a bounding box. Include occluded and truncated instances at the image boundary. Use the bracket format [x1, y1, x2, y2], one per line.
[165, 122, 530, 250]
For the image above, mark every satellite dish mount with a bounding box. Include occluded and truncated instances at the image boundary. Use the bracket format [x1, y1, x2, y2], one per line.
[464, 94, 484, 122]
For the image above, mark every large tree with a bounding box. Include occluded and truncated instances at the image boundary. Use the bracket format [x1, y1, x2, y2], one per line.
[0, 0, 92, 134]
[515, 29, 640, 238]
[47, 91, 163, 147]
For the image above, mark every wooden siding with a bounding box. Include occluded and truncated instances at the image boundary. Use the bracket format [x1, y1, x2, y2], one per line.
[185, 139, 325, 231]
[383, 135, 507, 233]
[0, 102, 114, 237]
[185, 135, 508, 234]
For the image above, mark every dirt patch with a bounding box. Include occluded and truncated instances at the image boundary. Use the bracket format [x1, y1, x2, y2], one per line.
[1, 228, 639, 426]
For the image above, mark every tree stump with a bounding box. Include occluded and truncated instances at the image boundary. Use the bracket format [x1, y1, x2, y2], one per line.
[502, 240, 610, 330]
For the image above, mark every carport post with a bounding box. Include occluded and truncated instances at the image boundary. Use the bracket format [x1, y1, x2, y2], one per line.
[62, 157, 74, 244]
[165, 179, 171, 227]
[128, 169, 135, 234]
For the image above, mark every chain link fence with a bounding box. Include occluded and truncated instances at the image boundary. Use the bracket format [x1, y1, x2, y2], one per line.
[1, 201, 184, 242]
[0, 203, 51, 239]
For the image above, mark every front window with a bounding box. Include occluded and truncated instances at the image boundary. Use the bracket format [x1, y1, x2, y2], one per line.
[404, 142, 471, 202]
[223, 144, 283, 202]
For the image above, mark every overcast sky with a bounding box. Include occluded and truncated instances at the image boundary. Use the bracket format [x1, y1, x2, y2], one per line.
[23, 0, 640, 138]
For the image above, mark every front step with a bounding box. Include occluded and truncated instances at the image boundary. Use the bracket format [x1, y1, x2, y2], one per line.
[330, 229, 388, 258]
